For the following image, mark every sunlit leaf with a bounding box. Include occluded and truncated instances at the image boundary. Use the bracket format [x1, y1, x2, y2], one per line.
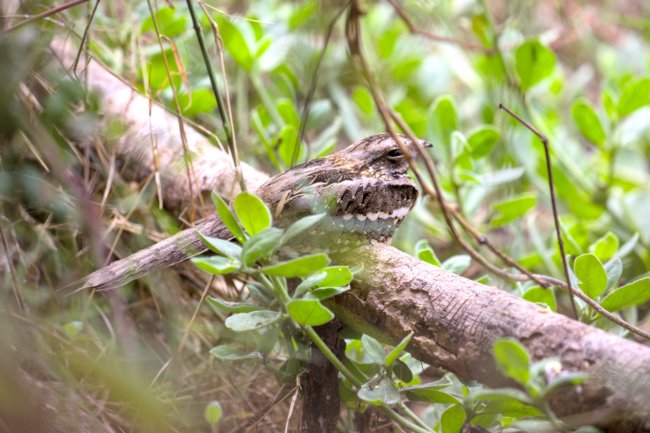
[225, 310, 281, 331]
[414, 240, 441, 266]
[197, 231, 242, 258]
[211, 192, 246, 243]
[261, 253, 330, 278]
[515, 40, 557, 91]
[204, 401, 222, 425]
[440, 404, 467, 433]
[490, 193, 537, 228]
[191, 256, 240, 274]
[286, 299, 333, 326]
[522, 286, 556, 311]
[240, 227, 284, 266]
[234, 192, 272, 236]
[571, 98, 606, 148]
[574, 253, 607, 299]
[617, 77, 650, 118]
[384, 331, 413, 367]
[600, 277, 650, 312]
[467, 125, 500, 159]
[493, 339, 531, 385]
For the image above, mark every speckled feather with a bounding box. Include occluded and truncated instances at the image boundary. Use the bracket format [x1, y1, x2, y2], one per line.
[257, 133, 429, 247]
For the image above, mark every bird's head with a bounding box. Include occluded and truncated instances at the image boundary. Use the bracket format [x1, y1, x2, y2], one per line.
[336, 133, 432, 178]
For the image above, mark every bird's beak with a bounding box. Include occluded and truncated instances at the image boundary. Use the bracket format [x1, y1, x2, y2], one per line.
[421, 140, 433, 148]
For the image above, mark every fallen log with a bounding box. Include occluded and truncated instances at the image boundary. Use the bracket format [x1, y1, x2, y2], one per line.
[51, 38, 650, 432]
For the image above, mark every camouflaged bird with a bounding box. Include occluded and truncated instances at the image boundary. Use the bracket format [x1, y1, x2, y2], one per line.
[80, 133, 430, 290]
[258, 133, 429, 248]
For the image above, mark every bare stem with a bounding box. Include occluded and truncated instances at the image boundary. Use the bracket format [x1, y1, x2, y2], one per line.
[498, 103, 579, 320]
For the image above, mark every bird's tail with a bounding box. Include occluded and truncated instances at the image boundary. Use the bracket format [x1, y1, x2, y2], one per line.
[70, 218, 229, 292]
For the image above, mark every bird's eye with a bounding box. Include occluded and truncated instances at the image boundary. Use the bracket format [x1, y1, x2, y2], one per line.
[386, 148, 403, 159]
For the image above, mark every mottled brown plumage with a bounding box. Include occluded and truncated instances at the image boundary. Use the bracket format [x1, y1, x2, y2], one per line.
[258, 133, 429, 247]
[80, 133, 429, 290]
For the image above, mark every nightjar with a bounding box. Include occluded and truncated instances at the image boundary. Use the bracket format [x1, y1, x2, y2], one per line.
[258, 133, 430, 250]
[80, 133, 430, 290]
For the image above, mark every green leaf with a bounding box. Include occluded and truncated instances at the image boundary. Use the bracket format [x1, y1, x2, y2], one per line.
[429, 95, 458, 146]
[440, 404, 467, 433]
[234, 192, 272, 236]
[294, 266, 353, 297]
[141, 6, 187, 38]
[600, 277, 650, 312]
[514, 40, 557, 91]
[209, 344, 262, 361]
[211, 192, 246, 243]
[191, 256, 240, 274]
[493, 339, 531, 385]
[467, 125, 500, 159]
[63, 321, 84, 338]
[384, 331, 413, 367]
[490, 193, 537, 228]
[414, 240, 441, 266]
[278, 125, 301, 167]
[280, 213, 326, 245]
[441, 255, 470, 274]
[207, 297, 261, 313]
[571, 98, 606, 148]
[303, 285, 350, 301]
[225, 310, 281, 331]
[261, 253, 330, 278]
[141, 49, 181, 91]
[204, 401, 222, 425]
[604, 257, 622, 290]
[177, 89, 217, 116]
[390, 359, 413, 383]
[217, 17, 254, 70]
[197, 231, 242, 258]
[240, 227, 284, 265]
[469, 388, 533, 405]
[404, 384, 460, 404]
[286, 299, 334, 326]
[617, 77, 650, 118]
[276, 98, 300, 127]
[357, 377, 400, 405]
[602, 88, 618, 120]
[352, 86, 375, 115]
[574, 253, 607, 299]
[452, 133, 473, 175]
[522, 286, 556, 311]
[361, 335, 386, 365]
[590, 231, 619, 262]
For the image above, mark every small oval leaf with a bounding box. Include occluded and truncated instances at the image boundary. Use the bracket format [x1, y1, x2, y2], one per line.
[234, 192, 272, 236]
[261, 253, 330, 278]
[574, 253, 607, 299]
[211, 192, 246, 243]
[225, 310, 281, 331]
[286, 299, 334, 326]
[493, 339, 531, 385]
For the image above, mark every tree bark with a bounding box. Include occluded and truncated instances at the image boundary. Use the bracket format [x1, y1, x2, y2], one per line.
[51, 38, 650, 432]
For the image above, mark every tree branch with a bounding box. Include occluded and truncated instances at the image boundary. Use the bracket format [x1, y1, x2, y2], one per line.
[51, 38, 650, 432]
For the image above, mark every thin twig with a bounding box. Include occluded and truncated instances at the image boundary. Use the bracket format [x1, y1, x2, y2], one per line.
[498, 103, 579, 320]
[197, 0, 244, 192]
[145, 0, 200, 221]
[186, 0, 245, 191]
[290, 1, 350, 166]
[72, 0, 100, 74]
[5, 0, 89, 32]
